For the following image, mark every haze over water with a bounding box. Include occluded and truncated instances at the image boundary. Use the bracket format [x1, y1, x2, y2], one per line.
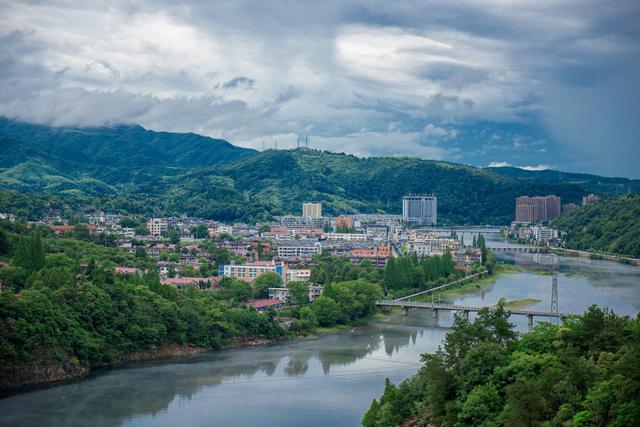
[1, 244, 639, 427]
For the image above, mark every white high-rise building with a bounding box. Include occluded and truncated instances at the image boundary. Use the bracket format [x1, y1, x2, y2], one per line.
[302, 202, 322, 219]
[402, 194, 437, 225]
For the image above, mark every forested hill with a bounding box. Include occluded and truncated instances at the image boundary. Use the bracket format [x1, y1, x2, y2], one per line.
[487, 166, 640, 196]
[0, 117, 254, 190]
[553, 195, 640, 258]
[0, 117, 620, 224]
[157, 149, 586, 224]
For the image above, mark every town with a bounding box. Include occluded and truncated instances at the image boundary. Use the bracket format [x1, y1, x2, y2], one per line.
[1, 192, 596, 313]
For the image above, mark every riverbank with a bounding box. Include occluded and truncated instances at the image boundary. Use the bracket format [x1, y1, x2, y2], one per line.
[413, 264, 521, 301]
[550, 247, 640, 267]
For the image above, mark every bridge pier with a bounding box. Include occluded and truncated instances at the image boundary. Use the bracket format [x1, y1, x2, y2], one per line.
[432, 308, 439, 320]
[527, 314, 534, 331]
[463, 310, 469, 321]
[403, 306, 409, 317]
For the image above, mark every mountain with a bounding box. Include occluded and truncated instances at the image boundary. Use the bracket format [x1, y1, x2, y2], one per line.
[487, 166, 640, 195]
[0, 117, 254, 190]
[0, 118, 625, 224]
[151, 149, 588, 224]
[552, 195, 640, 258]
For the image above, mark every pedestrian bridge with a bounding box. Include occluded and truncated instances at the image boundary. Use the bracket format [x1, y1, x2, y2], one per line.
[376, 300, 576, 329]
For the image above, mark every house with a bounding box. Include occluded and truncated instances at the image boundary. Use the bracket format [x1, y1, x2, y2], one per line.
[245, 299, 284, 312]
[114, 267, 144, 275]
[161, 276, 220, 290]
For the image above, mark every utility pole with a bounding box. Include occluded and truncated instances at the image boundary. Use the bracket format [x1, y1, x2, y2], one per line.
[551, 273, 559, 325]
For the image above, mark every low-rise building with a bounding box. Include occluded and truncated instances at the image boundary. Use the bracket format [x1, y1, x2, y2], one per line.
[323, 232, 367, 241]
[219, 260, 287, 282]
[246, 299, 284, 312]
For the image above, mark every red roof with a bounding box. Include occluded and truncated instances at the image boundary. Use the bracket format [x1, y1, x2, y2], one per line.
[244, 261, 275, 267]
[246, 299, 283, 309]
[161, 276, 220, 286]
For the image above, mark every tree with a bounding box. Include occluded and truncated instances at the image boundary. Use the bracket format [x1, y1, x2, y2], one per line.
[230, 280, 253, 302]
[311, 296, 341, 327]
[12, 231, 45, 273]
[134, 224, 150, 236]
[190, 224, 209, 239]
[0, 228, 10, 255]
[287, 281, 309, 305]
[253, 272, 282, 298]
[458, 384, 503, 426]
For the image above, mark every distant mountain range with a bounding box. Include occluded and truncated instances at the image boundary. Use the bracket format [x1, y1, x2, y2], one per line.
[0, 117, 638, 224]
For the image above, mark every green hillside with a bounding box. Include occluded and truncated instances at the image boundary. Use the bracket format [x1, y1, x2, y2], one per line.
[0, 117, 254, 188]
[0, 118, 606, 224]
[487, 166, 640, 195]
[553, 195, 640, 258]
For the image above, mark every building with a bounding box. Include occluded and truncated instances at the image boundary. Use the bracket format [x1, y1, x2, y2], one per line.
[302, 202, 322, 219]
[323, 232, 367, 241]
[269, 284, 324, 303]
[335, 215, 354, 230]
[219, 260, 287, 282]
[582, 193, 600, 206]
[532, 226, 558, 242]
[408, 238, 460, 257]
[402, 194, 437, 225]
[245, 299, 284, 312]
[276, 241, 322, 260]
[285, 268, 312, 282]
[515, 195, 561, 223]
[562, 203, 579, 215]
[147, 218, 168, 237]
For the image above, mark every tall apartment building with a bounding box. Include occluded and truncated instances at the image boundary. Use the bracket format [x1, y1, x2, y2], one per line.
[515, 195, 561, 223]
[582, 193, 600, 206]
[302, 202, 322, 219]
[146, 218, 168, 237]
[402, 194, 437, 225]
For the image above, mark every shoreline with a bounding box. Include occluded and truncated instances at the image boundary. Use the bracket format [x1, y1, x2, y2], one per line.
[0, 314, 381, 397]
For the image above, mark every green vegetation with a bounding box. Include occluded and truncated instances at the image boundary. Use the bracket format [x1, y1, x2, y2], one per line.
[0, 118, 597, 224]
[363, 304, 640, 427]
[502, 298, 540, 309]
[553, 195, 640, 258]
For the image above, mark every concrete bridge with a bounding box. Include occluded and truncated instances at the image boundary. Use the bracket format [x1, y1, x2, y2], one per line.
[487, 246, 549, 254]
[376, 300, 576, 330]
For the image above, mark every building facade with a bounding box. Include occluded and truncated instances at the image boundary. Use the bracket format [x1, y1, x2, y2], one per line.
[302, 202, 322, 219]
[402, 194, 437, 225]
[219, 261, 287, 282]
[582, 193, 600, 206]
[515, 195, 561, 223]
[146, 218, 168, 237]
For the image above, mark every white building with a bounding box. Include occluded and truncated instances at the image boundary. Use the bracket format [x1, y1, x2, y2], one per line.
[276, 242, 322, 259]
[302, 202, 322, 219]
[147, 218, 168, 237]
[402, 194, 437, 225]
[532, 226, 558, 242]
[323, 233, 367, 241]
[285, 268, 312, 282]
[268, 284, 324, 303]
[219, 261, 286, 282]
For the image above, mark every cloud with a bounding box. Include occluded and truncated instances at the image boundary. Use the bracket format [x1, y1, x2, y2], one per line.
[0, 0, 638, 177]
[520, 165, 552, 171]
[222, 76, 255, 90]
[488, 161, 511, 168]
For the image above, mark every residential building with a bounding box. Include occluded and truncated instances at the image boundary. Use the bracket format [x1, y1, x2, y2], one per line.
[246, 299, 284, 312]
[285, 268, 312, 282]
[335, 215, 354, 230]
[402, 194, 437, 225]
[276, 241, 322, 260]
[323, 232, 367, 241]
[532, 226, 559, 242]
[269, 284, 324, 303]
[582, 193, 600, 206]
[408, 238, 460, 257]
[219, 260, 287, 282]
[562, 203, 579, 215]
[302, 202, 322, 219]
[515, 195, 561, 223]
[147, 218, 168, 237]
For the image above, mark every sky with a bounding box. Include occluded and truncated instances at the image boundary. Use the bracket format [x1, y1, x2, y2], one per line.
[0, 1, 639, 177]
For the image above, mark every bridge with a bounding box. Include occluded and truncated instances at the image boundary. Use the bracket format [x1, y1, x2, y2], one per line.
[376, 300, 576, 330]
[487, 246, 548, 253]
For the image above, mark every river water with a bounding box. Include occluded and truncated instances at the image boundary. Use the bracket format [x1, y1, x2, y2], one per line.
[2, 240, 639, 427]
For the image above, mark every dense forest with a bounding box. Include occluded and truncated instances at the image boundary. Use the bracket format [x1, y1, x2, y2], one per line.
[0, 221, 385, 391]
[0, 117, 608, 224]
[553, 195, 640, 258]
[363, 304, 640, 427]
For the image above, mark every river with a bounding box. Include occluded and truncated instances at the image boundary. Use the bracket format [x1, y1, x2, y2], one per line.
[1, 239, 639, 427]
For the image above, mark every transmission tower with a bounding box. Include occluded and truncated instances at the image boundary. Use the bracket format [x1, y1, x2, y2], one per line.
[550, 273, 559, 325]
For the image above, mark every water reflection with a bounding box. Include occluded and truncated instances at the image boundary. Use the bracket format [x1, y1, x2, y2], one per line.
[1, 246, 639, 427]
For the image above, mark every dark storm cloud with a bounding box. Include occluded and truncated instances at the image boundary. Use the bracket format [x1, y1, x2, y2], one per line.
[0, 0, 638, 176]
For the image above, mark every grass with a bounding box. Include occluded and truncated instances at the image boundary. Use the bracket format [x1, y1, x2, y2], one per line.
[502, 298, 541, 309]
[413, 263, 521, 301]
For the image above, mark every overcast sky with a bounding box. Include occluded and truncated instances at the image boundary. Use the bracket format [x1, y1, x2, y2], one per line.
[1, 1, 639, 177]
